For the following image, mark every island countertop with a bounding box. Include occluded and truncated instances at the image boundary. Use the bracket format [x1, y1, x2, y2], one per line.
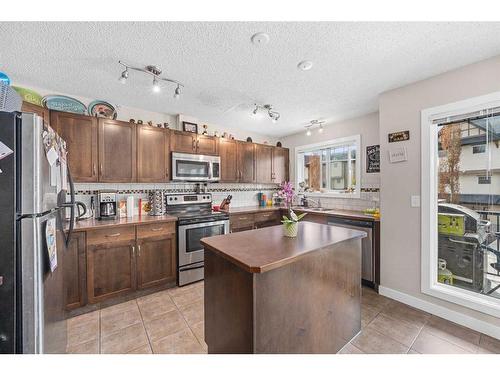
[201, 221, 366, 273]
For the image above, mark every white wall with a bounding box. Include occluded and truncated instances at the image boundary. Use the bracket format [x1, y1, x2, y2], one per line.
[379, 55, 500, 329]
[281, 112, 380, 211]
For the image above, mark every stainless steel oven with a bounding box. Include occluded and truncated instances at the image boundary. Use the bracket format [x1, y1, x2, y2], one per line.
[172, 152, 220, 182]
[178, 218, 229, 286]
[165, 193, 229, 286]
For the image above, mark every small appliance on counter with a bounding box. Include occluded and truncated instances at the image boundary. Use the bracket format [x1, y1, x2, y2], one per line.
[97, 190, 117, 220]
[148, 190, 166, 216]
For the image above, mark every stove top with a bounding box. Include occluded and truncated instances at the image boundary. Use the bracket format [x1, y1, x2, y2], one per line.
[164, 193, 229, 225]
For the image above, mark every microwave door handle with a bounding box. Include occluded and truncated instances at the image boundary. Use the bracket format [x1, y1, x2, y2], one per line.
[208, 162, 213, 180]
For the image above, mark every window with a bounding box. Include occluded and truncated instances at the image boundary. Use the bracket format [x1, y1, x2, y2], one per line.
[422, 92, 500, 318]
[473, 144, 486, 154]
[295, 135, 361, 198]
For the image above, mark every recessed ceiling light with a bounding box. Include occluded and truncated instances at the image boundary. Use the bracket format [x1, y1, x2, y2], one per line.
[251, 32, 270, 46]
[297, 60, 313, 71]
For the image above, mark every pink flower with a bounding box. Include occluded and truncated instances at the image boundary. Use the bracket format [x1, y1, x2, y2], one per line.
[279, 181, 294, 204]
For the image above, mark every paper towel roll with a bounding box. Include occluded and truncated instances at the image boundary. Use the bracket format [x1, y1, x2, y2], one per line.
[127, 196, 134, 218]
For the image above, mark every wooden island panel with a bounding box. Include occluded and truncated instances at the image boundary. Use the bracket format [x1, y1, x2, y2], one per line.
[202, 222, 365, 354]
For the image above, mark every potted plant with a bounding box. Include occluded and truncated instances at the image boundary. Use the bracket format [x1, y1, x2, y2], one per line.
[281, 209, 307, 238]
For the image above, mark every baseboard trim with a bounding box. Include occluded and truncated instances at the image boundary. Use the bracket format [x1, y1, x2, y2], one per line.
[379, 285, 500, 340]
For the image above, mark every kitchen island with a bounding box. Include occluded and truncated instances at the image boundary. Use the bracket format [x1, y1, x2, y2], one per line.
[200, 221, 366, 354]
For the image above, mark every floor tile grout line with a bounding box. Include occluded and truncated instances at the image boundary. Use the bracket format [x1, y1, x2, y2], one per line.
[169, 289, 205, 350]
[136, 297, 155, 354]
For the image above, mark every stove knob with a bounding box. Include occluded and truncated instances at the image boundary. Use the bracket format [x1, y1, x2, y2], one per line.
[174, 197, 178, 200]
[169, 197, 173, 201]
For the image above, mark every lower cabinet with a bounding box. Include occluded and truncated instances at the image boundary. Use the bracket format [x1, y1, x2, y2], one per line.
[230, 211, 281, 232]
[63, 232, 87, 310]
[66, 223, 177, 307]
[136, 233, 176, 290]
[86, 239, 137, 304]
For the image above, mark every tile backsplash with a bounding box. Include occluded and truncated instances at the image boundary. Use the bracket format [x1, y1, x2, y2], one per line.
[71, 182, 280, 217]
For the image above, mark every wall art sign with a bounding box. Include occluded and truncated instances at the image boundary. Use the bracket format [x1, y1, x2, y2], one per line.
[12, 86, 43, 106]
[366, 145, 380, 173]
[388, 130, 410, 143]
[41, 95, 87, 115]
[389, 147, 408, 163]
[183, 121, 198, 133]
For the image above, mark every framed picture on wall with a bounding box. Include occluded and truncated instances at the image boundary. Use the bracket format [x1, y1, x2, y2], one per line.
[183, 121, 198, 133]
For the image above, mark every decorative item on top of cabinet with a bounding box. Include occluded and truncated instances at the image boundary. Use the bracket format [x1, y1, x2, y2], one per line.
[63, 231, 87, 310]
[236, 140, 255, 183]
[182, 121, 198, 133]
[136, 125, 169, 182]
[218, 138, 238, 182]
[98, 118, 137, 182]
[88, 100, 117, 119]
[50, 110, 98, 182]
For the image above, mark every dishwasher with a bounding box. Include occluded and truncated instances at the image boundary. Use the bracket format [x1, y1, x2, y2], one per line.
[327, 216, 375, 286]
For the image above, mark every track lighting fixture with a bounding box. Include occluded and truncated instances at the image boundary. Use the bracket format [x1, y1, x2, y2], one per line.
[174, 84, 181, 99]
[252, 104, 280, 123]
[305, 120, 325, 136]
[119, 68, 129, 84]
[118, 60, 184, 99]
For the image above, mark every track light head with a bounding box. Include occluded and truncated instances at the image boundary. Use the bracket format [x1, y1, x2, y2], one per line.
[152, 77, 161, 93]
[174, 85, 181, 99]
[252, 104, 259, 115]
[318, 124, 324, 133]
[119, 68, 129, 84]
[306, 128, 312, 136]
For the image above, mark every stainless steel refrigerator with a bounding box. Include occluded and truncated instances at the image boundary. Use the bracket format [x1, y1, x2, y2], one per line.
[0, 111, 75, 353]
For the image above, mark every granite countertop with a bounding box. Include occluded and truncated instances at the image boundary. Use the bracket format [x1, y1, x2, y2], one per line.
[223, 205, 380, 222]
[201, 221, 366, 274]
[70, 215, 178, 232]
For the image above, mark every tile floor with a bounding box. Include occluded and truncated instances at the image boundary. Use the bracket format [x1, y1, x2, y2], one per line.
[66, 282, 500, 354]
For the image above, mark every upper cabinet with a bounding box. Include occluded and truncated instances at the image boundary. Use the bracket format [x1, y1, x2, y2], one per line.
[236, 141, 255, 183]
[219, 138, 238, 182]
[255, 144, 274, 183]
[137, 125, 169, 182]
[272, 147, 289, 183]
[51, 111, 98, 182]
[22, 101, 50, 125]
[98, 119, 136, 183]
[170, 130, 218, 155]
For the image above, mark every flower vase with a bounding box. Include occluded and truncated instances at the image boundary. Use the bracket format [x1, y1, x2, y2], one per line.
[283, 222, 298, 238]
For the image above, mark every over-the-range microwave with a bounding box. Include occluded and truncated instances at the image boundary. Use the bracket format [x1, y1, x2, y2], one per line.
[171, 152, 221, 182]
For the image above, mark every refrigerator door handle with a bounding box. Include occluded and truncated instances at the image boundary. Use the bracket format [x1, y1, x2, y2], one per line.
[64, 163, 75, 247]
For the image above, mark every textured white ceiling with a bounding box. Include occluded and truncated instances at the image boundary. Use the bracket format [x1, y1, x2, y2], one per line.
[2, 22, 500, 137]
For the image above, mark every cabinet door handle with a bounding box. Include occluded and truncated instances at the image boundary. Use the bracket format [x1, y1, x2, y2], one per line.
[131, 245, 135, 256]
[151, 227, 163, 231]
[137, 245, 141, 257]
[197, 139, 200, 150]
[93, 163, 96, 176]
[192, 138, 196, 150]
[100, 163, 103, 175]
[166, 169, 169, 179]
[106, 233, 121, 237]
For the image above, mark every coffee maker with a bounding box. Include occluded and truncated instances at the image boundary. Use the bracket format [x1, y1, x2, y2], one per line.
[97, 190, 117, 220]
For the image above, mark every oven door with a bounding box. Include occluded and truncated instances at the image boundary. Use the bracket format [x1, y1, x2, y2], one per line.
[178, 220, 229, 266]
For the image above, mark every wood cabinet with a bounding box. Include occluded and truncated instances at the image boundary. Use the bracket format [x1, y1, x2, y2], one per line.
[136, 232, 176, 289]
[98, 118, 136, 182]
[51, 111, 98, 182]
[230, 213, 255, 232]
[272, 147, 289, 183]
[236, 141, 255, 183]
[255, 144, 273, 183]
[137, 125, 169, 182]
[21, 101, 49, 124]
[63, 232, 87, 310]
[170, 131, 218, 155]
[253, 211, 281, 228]
[219, 138, 238, 182]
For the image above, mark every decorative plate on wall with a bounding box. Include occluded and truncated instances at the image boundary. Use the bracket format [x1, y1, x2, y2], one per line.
[88, 100, 117, 119]
[41, 95, 87, 115]
[12, 86, 43, 106]
[0, 72, 11, 85]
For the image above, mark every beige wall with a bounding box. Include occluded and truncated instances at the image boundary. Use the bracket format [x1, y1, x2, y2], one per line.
[282, 112, 380, 187]
[379, 55, 500, 327]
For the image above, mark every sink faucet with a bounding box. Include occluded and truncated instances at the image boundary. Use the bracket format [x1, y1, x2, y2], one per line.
[302, 197, 321, 208]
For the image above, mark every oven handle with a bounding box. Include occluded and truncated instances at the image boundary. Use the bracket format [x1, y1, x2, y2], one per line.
[179, 263, 205, 272]
[178, 220, 230, 231]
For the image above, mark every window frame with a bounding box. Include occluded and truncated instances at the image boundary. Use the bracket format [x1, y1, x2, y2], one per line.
[421, 91, 500, 318]
[294, 135, 361, 199]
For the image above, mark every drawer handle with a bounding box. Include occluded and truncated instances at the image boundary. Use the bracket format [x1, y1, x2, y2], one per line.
[106, 233, 121, 237]
[238, 216, 248, 220]
[151, 227, 163, 231]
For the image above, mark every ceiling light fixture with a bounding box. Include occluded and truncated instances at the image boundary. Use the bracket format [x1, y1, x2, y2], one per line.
[305, 119, 325, 135]
[118, 68, 129, 84]
[118, 60, 184, 98]
[252, 104, 280, 123]
[297, 60, 313, 71]
[251, 32, 270, 46]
